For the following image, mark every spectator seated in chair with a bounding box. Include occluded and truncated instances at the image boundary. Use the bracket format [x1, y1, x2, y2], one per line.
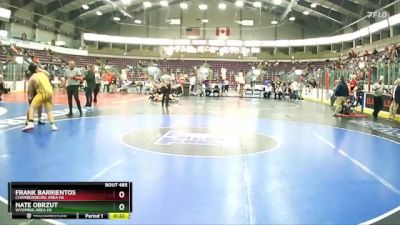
[264, 84, 272, 99]
[204, 82, 212, 97]
[118, 80, 132, 94]
[341, 96, 358, 115]
[212, 85, 220, 96]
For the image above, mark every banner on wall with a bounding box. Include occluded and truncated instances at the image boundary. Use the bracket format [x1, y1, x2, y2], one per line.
[365, 93, 400, 113]
[0, 37, 88, 56]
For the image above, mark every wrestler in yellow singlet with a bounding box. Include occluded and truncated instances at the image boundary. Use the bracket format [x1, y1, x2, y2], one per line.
[22, 64, 58, 131]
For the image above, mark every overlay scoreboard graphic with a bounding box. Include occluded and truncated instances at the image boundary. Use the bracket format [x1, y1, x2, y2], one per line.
[8, 182, 132, 220]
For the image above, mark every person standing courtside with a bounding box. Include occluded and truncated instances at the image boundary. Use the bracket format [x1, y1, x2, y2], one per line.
[238, 70, 245, 98]
[0, 70, 4, 101]
[372, 76, 389, 119]
[161, 73, 171, 107]
[65, 61, 82, 117]
[93, 69, 101, 103]
[333, 77, 349, 117]
[389, 79, 400, 120]
[84, 64, 95, 108]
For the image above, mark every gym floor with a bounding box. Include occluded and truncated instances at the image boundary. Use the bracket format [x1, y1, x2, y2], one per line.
[0, 92, 399, 225]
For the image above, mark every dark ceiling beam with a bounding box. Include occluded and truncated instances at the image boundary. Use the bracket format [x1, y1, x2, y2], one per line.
[301, 0, 361, 18]
[324, 0, 362, 16]
[33, 11, 41, 23]
[259, 0, 344, 24]
[67, 1, 106, 21]
[296, 0, 343, 23]
[290, 11, 333, 33]
[45, 0, 75, 15]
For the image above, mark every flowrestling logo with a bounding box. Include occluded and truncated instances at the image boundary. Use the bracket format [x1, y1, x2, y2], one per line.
[154, 130, 240, 147]
[351, 120, 400, 139]
[367, 11, 390, 19]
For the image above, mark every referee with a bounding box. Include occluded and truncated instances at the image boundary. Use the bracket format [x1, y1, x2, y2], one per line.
[372, 76, 389, 119]
[64, 61, 82, 117]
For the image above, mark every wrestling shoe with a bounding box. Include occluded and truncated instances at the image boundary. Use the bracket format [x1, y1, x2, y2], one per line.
[22, 122, 34, 132]
[51, 124, 58, 131]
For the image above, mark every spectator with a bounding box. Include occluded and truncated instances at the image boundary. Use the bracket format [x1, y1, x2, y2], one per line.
[238, 70, 245, 98]
[21, 33, 27, 40]
[223, 78, 229, 96]
[290, 80, 300, 100]
[103, 72, 112, 93]
[389, 79, 400, 120]
[264, 83, 272, 99]
[189, 75, 196, 95]
[137, 80, 143, 94]
[160, 73, 171, 107]
[333, 77, 349, 117]
[275, 85, 283, 100]
[355, 75, 365, 110]
[349, 74, 358, 94]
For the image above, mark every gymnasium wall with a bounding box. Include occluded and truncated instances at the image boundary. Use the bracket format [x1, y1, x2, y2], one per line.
[7, 9, 80, 48]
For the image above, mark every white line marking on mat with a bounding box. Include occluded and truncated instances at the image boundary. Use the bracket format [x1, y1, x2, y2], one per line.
[313, 132, 400, 195]
[359, 205, 400, 225]
[0, 196, 7, 204]
[243, 158, 256, 225]
[89, 152, 135, 181]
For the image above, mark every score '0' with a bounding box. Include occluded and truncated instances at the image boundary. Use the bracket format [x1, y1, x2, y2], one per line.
[119, 191, 125, 198]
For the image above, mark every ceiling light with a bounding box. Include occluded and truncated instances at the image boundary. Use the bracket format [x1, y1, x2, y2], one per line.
[121, 0, 131, 5]
[273, 0, 282, 5]
[199, 4, 208, 10]
[143, 1, 152, 8]
[81, 4, 89, 10]
[311, 3, 317, 8]
[303, 10, 310, 15]
[160, 0, 169, 7]
[271, 20, 278, 25]
[180, 2, 188, 9]
[201, 19, 209, 23]
[218, 2, 226, 10]
[96, 11, 103, 16]
[253, 1, 262, 8]
[134, 19, 142, 24]
[289, 16, 295, 21]
[235, 0, 244, 7]
[113, 16, 121, 21]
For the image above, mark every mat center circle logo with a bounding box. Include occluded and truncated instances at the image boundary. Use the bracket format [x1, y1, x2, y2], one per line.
[122, 127, 278, 156]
